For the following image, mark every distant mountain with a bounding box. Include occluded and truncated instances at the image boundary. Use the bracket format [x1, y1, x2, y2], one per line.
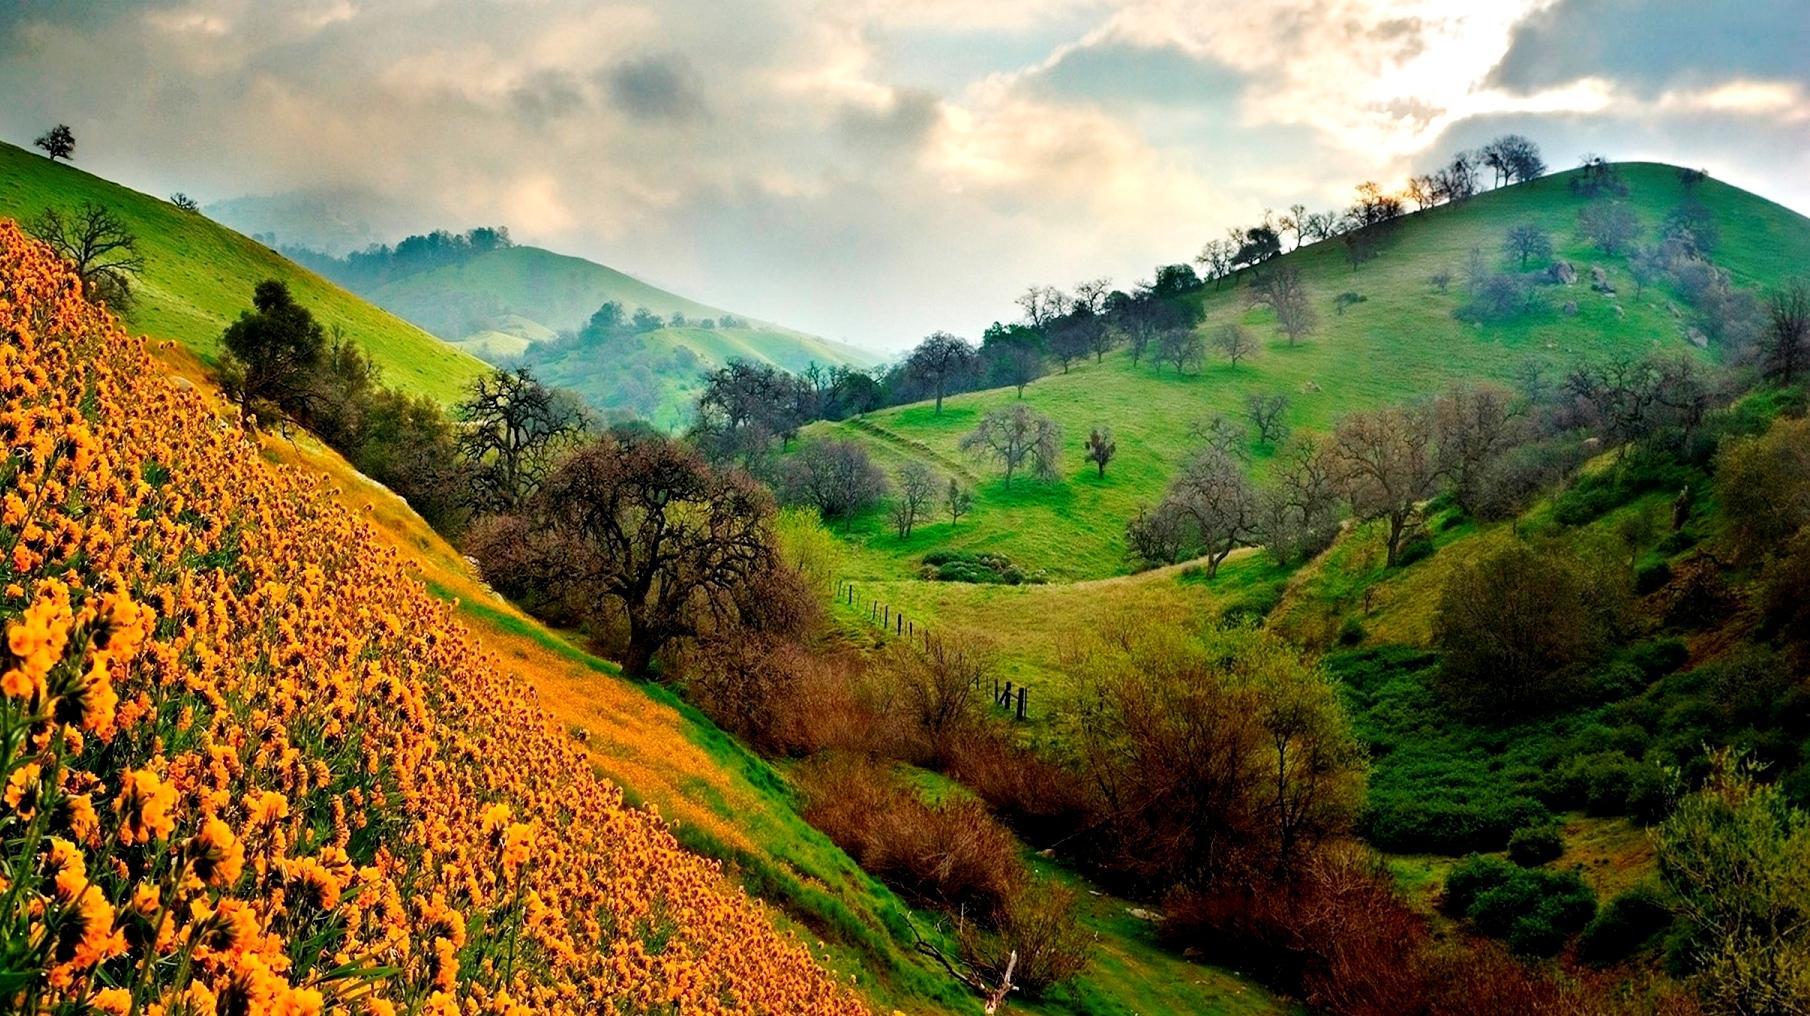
[205, 189, 409, 256]
[288, 235, 877, 426]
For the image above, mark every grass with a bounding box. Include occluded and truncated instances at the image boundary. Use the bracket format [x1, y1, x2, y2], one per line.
[0, 140, 486, 404]
[832, 549, 1288, 716]
[811, 163, 1810, 582]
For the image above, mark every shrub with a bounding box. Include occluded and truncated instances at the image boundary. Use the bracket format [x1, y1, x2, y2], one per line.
[1578, 884, 1673, 966]
[1635, 558, 1674, 594]
[1394, 530, 1435, 567]
[1338, 617, 1368, 646]
[1507, 824, 1564, 866]
[1362, 793, 1550, 855]
[919, 549, 1047, 585]
[1433, 544, 1605, 720]
[959, 880, 1093, 997]
[1443, 856, 1596, 957]
[797, 754, 1018, 915]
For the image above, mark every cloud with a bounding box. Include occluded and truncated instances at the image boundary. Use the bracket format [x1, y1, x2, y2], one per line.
[0, 0, 1805, 351]
[607, 54, 707, 122]
[1489, 0, 1810, 95]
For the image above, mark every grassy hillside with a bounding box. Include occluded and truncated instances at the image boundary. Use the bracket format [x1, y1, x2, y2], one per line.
[0, 220, 863, 1013]
[814, 163, 1810, 581]
[351, 243, 875, 424]
[0, 140, 485, 403]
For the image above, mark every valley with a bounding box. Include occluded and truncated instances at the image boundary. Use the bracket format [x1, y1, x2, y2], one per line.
[5, 56, 1810, 1014]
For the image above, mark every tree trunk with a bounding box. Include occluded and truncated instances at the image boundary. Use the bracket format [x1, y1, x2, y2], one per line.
[622, 614, 658, 678]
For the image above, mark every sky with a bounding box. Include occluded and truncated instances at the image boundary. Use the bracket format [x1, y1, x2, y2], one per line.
[2, 0, 1806, 352]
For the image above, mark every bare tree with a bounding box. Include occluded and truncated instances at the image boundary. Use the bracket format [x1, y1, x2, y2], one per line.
[1432, 150, 1480, 202]
[1168, 449, 1259, 577]
[1189, 413, 1249, 462]
[1432, 383, 1522, 516]
[1250, 264, 1316, 346]
[457, 367, 590, 514]
[946, 478, 973, 526]
[28, 202, 145, 309]
[1256, 436, 1341, 565]
[1125, 500, 1191, 567]
[1213, 323, 1259, 368]
[908, 331, 978, 413]
[169, 192, 201, 212]
[1015, 285, 1068, 330]
[779, 439, 890, 524]
[1578, 201, 1641, 255]
[1072, 277, 1113, 313]
[1156, 327, 1205, 375]
[1280, 203, 1309, 250]
[1405, 175, 1436, 210]
[960, 405, 1062, 487]
[1046, 309, 1096, 373]
[34, 124, 75, 161]
[1245, 392, 1290, 446]
[508, 431, 775, 676]
[1085, 426, 1116, 478]
[1501, 221, 1553, 269]
[891, 461, 938, 538]
[1762, 279, 1810, 385]
[1194, 239, 1235, 286]
[1329, 403, 1444, 567]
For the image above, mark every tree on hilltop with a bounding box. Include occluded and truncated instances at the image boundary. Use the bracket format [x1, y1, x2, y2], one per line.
[908, 331, 978, 413]
[34, 124, 75, 161]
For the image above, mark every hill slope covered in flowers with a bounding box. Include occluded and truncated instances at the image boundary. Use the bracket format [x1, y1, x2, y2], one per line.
[0, 218, 862, 1013]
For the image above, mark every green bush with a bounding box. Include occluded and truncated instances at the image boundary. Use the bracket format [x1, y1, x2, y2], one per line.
[1578, 883, 1672, 966]
[1337, 617, 1367, 646]
[1443, 855, 1596, 957]
[919, 550, 1046, 585]
[1635, 559, 1673, 594]
[1394, 531, 1435, 566]
[1220, 584, 1283, 626]
[1365, 794, 1550, 855]
[1507, 824, 1564, 866]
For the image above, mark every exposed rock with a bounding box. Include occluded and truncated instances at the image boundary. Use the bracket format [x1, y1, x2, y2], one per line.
[1590, 265, 1616, 294]
[1613, 304, 1625, 318]
[1687, 327, 1709, 348]
[1547, 260, 1577, 285]
[1302, 380, 1323, 393]
[1583, 436, 1602, 454]
[1127, 907, 1160, 922]
[1562, 300, 1579, 316]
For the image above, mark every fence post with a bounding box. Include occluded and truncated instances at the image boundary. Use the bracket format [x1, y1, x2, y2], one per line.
[870, 601, 876, 620]
[896, 613, 903, 635]
[1002, 680, 1013, 709]
[1017, 687, 1027, 721]
[883, 605, 889, 627]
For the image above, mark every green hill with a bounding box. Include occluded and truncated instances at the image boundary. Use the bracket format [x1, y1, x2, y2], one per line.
[0, 140, 485, 404]
[815, 163, 1810, 582]
[344, 243, 876, 424]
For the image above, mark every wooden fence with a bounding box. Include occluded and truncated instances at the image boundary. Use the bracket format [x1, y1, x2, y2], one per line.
[837, 580, 1030, 721]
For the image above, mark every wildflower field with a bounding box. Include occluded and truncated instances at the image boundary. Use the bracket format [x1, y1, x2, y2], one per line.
[0, 219, 864, 1013]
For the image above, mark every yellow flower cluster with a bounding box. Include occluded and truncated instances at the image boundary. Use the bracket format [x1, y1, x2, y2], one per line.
[0, 220, 865, 1014]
